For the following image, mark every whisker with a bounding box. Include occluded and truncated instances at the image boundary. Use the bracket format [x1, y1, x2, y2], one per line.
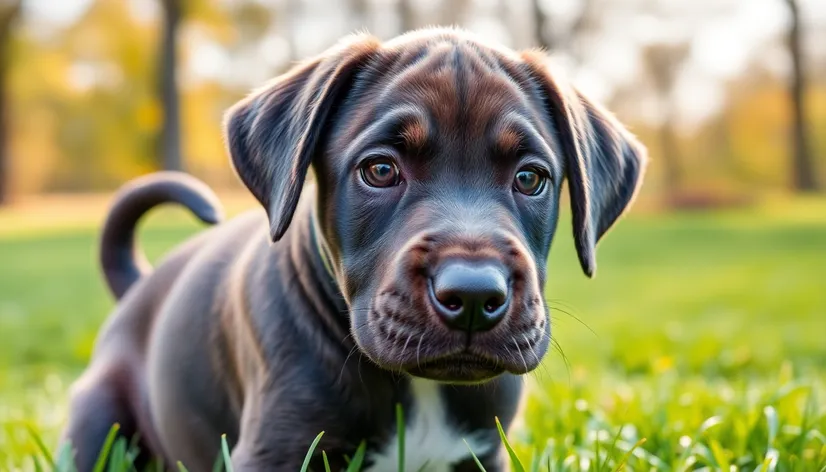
[512, 336, 529, 374]
[543, 298, 580, 311]
[544, 300, 598, 339]
[401, 332, 414, 362]
[551, 337, 572, 385]
[523, 333, 547, 385]
[416, 331, 426, 370]
[523, 333, 543, 371]
[528, 329, 570, 387]
[336, 343, 361, 385]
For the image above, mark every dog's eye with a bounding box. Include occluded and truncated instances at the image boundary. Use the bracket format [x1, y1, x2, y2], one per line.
[360, 158, 401, 188]
[513, 167, 547, 196]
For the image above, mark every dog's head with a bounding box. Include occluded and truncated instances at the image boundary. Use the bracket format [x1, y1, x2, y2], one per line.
[225, 29, 646, 383]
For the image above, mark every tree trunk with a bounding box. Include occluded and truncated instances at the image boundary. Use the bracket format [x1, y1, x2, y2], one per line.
[532, 0, 551, 49]
[398, 0, 415, 33]
[282, 0, 300, 65]
[442, 0, 468, 27]
[785, 0, 818, 191]
[159, 0, 183, 171]
[349, 0, 370, 31]
[0, 1, 19, 206]
[658, 115, 682, 200]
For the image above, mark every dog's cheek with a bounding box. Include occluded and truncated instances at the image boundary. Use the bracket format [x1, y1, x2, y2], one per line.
[347, 295, 382, 359]
[532, 304, 552, 364]
[521, 188, 563, 271]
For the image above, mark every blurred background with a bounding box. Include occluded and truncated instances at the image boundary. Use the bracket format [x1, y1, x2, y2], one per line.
[0, 0, 824, 467]
[0, 0, 824, 199]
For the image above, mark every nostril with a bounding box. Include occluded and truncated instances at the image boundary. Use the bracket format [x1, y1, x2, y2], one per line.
[483, 296, 505, 313]
[441, 295, 463, 312]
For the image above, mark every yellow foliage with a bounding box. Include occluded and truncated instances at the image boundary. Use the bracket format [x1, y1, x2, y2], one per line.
[3, 0, 824, 199]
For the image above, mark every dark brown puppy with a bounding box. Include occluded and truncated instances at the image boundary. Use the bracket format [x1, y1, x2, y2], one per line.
[62, 28, 646, 471]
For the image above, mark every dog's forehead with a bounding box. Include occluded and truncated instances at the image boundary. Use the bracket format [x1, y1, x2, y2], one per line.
[388, 43, 525, 127]
[336, 34, 544, 150]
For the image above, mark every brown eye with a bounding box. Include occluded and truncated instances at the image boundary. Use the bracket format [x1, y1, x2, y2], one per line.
[514, 168, 547, 196]
[360, 158, 401, 188]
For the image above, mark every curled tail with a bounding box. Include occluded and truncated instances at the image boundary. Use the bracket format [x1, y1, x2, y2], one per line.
[100, 171, 224, 300]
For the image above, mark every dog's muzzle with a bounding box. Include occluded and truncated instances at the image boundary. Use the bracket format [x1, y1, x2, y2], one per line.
[355, 229, 550, 383]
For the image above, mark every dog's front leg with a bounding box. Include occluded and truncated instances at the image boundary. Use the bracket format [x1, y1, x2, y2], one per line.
[230, 441, 307, 472]
[228, 397, 329, 471]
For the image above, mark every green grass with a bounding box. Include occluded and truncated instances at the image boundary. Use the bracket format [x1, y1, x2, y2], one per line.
[1, 197, 825, 470]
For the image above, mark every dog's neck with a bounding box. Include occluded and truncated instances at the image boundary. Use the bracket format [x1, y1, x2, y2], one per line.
[285, 194, 350, 322]
[309, 207, 337, 282]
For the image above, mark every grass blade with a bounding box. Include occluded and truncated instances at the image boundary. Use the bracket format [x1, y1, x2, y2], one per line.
[594, 430, 601, 472]
[211, 450, 224, 472]
[602, 424, 625, 471]
[495, 416, 524, 472]
[31, 455, 44, 472]
[464, 438, 488, 472]
[709, 440, 730, 471]
[106, 439, 126, 472]
[677, 415, 723, 468]
[397, 403, 405, 472]
[345, 441, 368, 472]
[176, 461, 189, 472]
[301, 431, 325, 472]
[529, 449, 540, 472]
[26, 425, 55, 468]
[613, 438, 646, 472]
[764, 406, 779, 445]
[92, 423, 120, 472]
[55, 441, 78, 472]
[322, 451, 332, 472]
[221, 434, 234, 472]
[415, 461, 431, 472]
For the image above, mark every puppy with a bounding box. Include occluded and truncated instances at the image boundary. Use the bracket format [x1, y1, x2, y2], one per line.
[62, 28, 646, 471]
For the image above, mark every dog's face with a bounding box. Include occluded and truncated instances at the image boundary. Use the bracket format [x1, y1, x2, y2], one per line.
[225, 29, 646, 383]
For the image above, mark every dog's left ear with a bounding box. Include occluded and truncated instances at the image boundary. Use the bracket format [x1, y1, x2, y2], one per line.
[224, 34, 380, 241]
[522, 52, 648, 278]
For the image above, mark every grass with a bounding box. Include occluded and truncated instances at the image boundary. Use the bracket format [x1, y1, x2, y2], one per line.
[1, 194, 825, 470]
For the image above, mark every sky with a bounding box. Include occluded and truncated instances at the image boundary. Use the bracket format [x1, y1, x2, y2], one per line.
[18, 0, 826, 129]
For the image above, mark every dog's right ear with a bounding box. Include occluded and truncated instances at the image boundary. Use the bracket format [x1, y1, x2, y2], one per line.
[224, 35, 380, 241]
[521, 51, 647, 278]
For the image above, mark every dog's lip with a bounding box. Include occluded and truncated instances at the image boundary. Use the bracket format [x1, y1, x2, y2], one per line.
[418, 352, 500, 369]
[405, 352, 504, 382]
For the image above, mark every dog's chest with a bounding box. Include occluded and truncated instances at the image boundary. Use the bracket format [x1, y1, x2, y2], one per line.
[364, 379, 492, 471]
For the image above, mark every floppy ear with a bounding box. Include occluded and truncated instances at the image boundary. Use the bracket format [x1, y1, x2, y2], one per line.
[522, 52, 647, 277]
[224, 35, 380, 241]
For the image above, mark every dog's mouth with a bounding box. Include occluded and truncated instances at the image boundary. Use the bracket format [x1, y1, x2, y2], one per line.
[405, 352, 505, 383]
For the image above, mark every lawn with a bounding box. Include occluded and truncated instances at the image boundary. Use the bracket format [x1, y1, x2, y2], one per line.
[0, 195, 824, 470]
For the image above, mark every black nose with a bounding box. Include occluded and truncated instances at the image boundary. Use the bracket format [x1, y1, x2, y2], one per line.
[430, 261, 510, 332]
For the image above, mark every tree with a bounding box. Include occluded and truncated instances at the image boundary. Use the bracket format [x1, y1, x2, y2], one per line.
[349, 0, 370, 31]
[532, 0, 551, 49]
[531, 0, 595, 59]
[442, 0, 468, 27]
[784, 0, 818, 191]
[159, 0, 183, 171]
[398, 0, 415, 33]
[642, 42, 690, 199]
[0, 0, 20, 205]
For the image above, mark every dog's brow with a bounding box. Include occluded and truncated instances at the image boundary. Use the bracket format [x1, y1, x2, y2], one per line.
[494, 125, 525, 156]
[494, 112, 559, 169]
[399, 118, 429, 151]
[344, 105, 430, 157]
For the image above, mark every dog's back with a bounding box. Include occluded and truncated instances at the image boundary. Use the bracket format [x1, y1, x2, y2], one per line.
[63, 172, 263, 469]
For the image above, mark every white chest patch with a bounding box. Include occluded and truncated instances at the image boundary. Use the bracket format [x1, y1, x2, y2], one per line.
[365, 379, 493, 471]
